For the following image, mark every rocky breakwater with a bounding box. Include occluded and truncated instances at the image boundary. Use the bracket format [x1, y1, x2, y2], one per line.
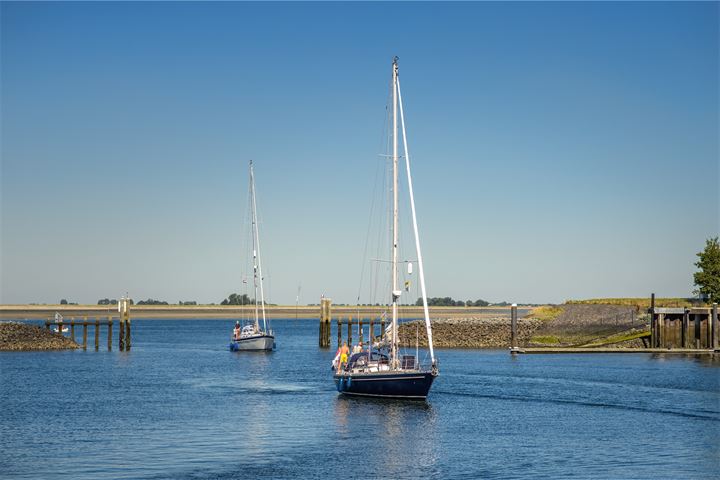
[398, 317, 542, 348]
[0, 322, 79, 351]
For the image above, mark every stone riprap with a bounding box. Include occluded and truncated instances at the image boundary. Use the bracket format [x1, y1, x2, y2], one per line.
[398, 317, 542, 348]
[0, 322, 79, 351]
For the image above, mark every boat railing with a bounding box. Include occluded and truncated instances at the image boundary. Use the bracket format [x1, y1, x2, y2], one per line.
[401, 355, 416, 370]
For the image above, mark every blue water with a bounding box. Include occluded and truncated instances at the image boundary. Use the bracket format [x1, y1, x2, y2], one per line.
[1, 319, 718, 479]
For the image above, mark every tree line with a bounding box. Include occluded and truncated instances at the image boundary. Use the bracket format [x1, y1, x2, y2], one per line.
[221, 293, 253, 305]
[415, 297, 492, 307]
[96, 298, 195, 305]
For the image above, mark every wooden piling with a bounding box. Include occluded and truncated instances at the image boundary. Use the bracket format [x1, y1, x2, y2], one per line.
[682, 309, 689, 348]
[108, 318, 113, 351]
[328, 309, 332, 347]
[70, 318, 75, 342]
[652, 312, 657, 348]
[369, 318, 374, 344]
[119, 317, 125, 351]
[510, 304, 518, 351]
[668, 315, 675, 348]
[318, 317, 323, 348]
[94, 317, 100, 351]
[319, 297, 331, 348]
[712, 303, 718, 350]
[82, 321, 88, 350]
[649, 294, 655, 347]
[119, 299, 131, 351]
[347, 316, 352, 346]
[337, 315, 342, 348]
[125, 318, 131, 351]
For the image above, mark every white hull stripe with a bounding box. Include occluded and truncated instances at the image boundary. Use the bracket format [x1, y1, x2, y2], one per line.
[339, 391, 427, 399]
[333, 375, 425, 382]
[344, 376, 427, 382]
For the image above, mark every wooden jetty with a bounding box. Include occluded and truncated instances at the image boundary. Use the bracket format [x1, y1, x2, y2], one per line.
[318, 298, 388, 349]
[45, 297, 132, 351]
[649, 301, 717, 350]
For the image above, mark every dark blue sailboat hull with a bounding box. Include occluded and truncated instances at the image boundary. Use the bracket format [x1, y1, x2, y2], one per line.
[333, 371, 436, 399]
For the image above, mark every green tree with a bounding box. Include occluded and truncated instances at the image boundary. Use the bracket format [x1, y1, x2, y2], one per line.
[60, 299, 68, 305]
[221, 293, 253, 305]
[694, 236, 720, 301]
[136, 298, 169, 305]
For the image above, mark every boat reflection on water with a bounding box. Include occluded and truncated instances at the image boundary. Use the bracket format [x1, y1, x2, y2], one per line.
[332, 396, 439, 474]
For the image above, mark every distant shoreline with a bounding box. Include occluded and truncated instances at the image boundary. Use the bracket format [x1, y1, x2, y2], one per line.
[0, 304, 525, 320]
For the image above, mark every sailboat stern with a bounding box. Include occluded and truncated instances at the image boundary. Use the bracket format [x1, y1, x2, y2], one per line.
[333, 370, 436, 399]
[229, 334, 275, 351]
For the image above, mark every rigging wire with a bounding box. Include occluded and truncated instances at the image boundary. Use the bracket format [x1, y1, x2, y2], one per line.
[240, 172, 254, 325]
[358, 74, 393, 316]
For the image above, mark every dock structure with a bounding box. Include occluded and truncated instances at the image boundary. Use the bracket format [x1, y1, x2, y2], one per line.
[118, 297, 131, 351]
[509, 304, 519, 354]
[46, 298, 132, 351]
[650, 304, 717, 350]
[319, 297, 332, 348]
[318, 298, 390, 349]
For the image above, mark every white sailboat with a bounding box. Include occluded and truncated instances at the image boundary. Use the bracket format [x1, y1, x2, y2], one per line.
[333, 57, 438, 399]
[229, 161, 275, 351]
[52, 312, 68, 333]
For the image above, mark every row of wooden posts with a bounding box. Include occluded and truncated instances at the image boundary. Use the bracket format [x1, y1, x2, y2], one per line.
[45, 316, 131, 351]
[45, 316, 132, 352]
[47, 298, 132, 351]
[649, 304, 718, 350]
[319, 298, 524, 350]
[319, 298, 387, 348]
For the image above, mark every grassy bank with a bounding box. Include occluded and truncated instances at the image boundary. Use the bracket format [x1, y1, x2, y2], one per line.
[527, 302, 652, 347]
[566, 297, 701, 309]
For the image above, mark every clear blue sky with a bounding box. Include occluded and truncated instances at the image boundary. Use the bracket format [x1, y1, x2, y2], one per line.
[1, 1, 718, 305]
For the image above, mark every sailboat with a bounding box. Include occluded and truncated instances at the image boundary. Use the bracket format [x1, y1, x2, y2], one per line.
[333, 57, 438, 399]
[52, 312, 68, 333]
[229, 161, 275, 352]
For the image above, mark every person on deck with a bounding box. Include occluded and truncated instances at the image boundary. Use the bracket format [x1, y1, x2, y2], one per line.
[339, 341, 350, 370]
[233, 322, 241, 340]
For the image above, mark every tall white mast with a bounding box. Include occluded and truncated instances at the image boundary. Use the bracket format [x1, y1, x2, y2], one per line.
[249, 161, 268, 331]
[391, 56, 399, 369]
[397, 76, 435, 365]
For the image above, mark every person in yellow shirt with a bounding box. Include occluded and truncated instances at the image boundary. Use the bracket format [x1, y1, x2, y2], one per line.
[339, 341, 350, 370]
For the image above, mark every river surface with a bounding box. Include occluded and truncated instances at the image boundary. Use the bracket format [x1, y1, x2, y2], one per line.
[1, 319, 718, 479]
